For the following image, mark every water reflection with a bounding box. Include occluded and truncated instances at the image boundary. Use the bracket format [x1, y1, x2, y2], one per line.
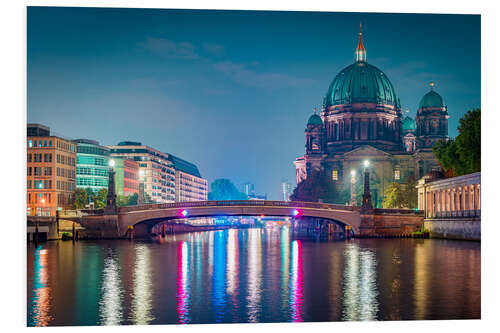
[131, 244, 154, 324]
[27, 232, 481, 326]
[413, 242, 428, 319]
[280, 227, 290, 313]
[342, 242, 379, 321]
[247, 228, 262, 322]
[212, 231, 227, 322]
[289, 240, 304, 322]
[99, 251, 123, 325]
[226, 229, 239, 295]
[29, 246, 52, 327]
[176, 241, 191, 324]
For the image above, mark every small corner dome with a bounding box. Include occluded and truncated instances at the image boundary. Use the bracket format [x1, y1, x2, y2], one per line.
[307, 114, 323, 126]
[402, 116, 416, 132]
[419, 90, 445, 109]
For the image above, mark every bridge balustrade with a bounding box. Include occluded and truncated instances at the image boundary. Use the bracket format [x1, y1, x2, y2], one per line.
[117, 200, 357, 214]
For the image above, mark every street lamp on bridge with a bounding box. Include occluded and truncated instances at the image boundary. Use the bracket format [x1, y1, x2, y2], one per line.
[350, 170, 357, 206]
[362, 160, 373, 209]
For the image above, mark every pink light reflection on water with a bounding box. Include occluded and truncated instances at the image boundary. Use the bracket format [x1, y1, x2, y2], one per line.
[290, 240, 304, 322]
[176, 241, 191, 324]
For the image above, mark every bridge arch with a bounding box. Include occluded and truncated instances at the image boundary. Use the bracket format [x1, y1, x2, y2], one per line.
[117, 201, 361, 237]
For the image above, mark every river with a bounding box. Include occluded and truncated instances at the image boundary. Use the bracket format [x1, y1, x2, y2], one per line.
[27, 226, 480, 326]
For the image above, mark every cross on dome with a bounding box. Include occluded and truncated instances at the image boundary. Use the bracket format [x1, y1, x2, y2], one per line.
[355, 22, 367, 62]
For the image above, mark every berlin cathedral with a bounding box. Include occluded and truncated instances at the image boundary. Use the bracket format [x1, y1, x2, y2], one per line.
[294, 28, 449, 208]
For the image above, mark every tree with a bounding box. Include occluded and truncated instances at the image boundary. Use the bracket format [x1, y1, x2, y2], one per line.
[85, 187, 94, 205]
[433, 109, 480, 176]
[289, 169, 347, 204]
[382, 176, 418, 209]
[127, 193, 138, 206]
[116, 195, 128, 207]
[71, 188, 88, 209]
[208, 179, 248, 200]
[94, 188, 107, 209]
[116, 193, 139, 207]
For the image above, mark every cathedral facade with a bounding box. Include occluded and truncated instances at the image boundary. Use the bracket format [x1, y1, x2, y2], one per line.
[294, 29, 449, 208]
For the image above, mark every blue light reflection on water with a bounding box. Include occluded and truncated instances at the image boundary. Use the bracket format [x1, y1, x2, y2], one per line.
[212, 230, 227, 322]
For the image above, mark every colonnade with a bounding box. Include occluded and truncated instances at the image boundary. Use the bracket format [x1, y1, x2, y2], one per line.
[425, 183, 481, 218]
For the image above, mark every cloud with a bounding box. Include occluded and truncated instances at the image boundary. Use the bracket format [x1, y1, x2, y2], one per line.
[139, 37, 200, 59]
[213, 61, 314, 89]
[202, 43, 225, 57]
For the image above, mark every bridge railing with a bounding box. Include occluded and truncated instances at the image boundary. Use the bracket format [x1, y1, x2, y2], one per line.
[59, 209, 105, 217]
[118, 200, 358, 213]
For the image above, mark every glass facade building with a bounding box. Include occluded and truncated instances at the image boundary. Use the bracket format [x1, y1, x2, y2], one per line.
[73, 139, 110, 193]
[112, 157, 139, 197]
[108, 142, 176, 203]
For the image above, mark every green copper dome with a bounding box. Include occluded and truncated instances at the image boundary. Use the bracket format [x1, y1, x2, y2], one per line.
[307, 113, 323, 126]
[418, 89, 445, 109]
[402, 116, 416, 132]
[324, 61, 400, 108]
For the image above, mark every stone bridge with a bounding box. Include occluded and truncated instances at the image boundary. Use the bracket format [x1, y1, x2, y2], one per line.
[60, 200, 362, 238]
[59, 200, 425, 239]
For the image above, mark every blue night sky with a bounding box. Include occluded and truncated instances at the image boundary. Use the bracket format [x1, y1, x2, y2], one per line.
[27, 7, 480, 199]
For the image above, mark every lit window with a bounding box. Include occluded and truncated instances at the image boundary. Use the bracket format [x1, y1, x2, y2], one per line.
[394, 169, 400, 180]
[332, 170, 338, 181]
[28, 140, 33, 148]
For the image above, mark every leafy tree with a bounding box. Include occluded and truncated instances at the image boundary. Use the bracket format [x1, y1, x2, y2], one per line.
[289, 169, 347, 204]
[71, 188, 88, 209]
[85, 187, 94, 205]
[433, 109, 480, 176]
[116, 195, 128, 207]
[455, 108, 481, 173]
[208, 179, 248, 200]
[95, 188, 107, 209]
[127, 193, 138, 206]
[116, 193, 139, 207]
[382, 176, 418, 209]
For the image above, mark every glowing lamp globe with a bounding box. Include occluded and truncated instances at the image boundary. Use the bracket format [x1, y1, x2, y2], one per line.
[109, 159, 115, 168]
[363, 160, 370, 168]
[292, 209, 300, 216]
[180, 209, 188, 217]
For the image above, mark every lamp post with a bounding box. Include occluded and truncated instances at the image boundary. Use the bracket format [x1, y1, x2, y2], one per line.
[138, 169, 146, 205]
[362, 160, 373, 209]
[350, 170, 357, 206]
[106, 159, 117, 211]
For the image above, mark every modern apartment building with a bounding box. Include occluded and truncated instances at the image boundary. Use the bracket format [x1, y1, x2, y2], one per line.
[108, 142, 176, 203]
[73, 139, 110, 193]
[27, 124, 76, 216]
[167, 154, 208, 202]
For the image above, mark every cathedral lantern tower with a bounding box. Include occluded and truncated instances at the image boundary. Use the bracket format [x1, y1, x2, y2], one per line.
[402, 108, 417, 152]
[416, 82, 449, 149]
[305, 108, 325, 154]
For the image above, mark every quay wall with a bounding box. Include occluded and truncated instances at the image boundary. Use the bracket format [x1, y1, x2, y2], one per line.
[424, 218, 480, 241]
[359, 209, 424, 237]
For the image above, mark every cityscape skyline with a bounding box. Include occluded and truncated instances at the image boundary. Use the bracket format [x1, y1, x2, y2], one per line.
[27, 7, 481, 199]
